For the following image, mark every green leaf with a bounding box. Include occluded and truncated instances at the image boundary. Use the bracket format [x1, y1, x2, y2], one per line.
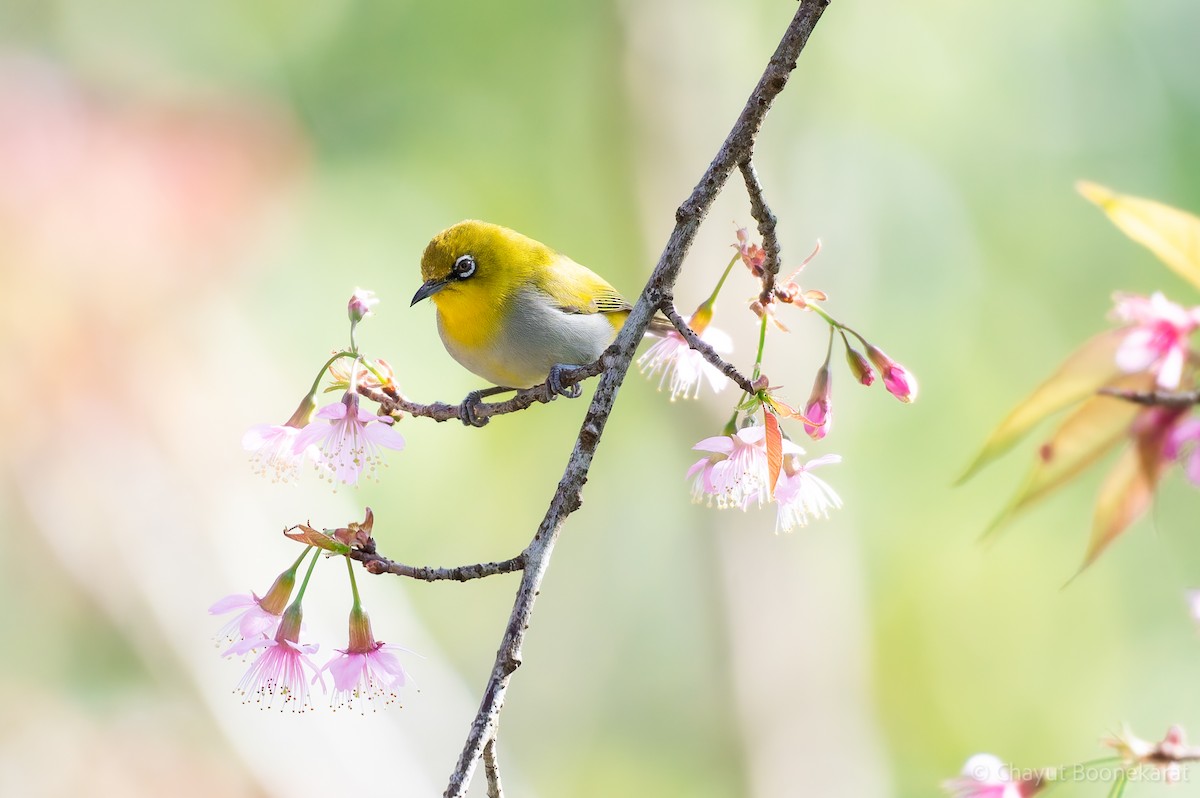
[983, 374, 1151, 537]
[283, 524, 352, 555]
[1078, 180, 1200, 293]
[958, 329, 1126, 483]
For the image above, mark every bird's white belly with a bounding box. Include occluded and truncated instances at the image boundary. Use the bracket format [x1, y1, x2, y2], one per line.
[438, 289, 618, 388]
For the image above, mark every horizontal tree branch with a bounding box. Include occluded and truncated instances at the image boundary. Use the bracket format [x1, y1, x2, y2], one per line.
[1099, 387, 1200, 407]
[350, 549, 526, 582]
[660, 298, 757, 394]
[360, 361, 605, 424]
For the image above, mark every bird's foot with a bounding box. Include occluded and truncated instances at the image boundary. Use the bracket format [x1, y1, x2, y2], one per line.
[544, 364, 583, 402]
[459, 386, 513, 427]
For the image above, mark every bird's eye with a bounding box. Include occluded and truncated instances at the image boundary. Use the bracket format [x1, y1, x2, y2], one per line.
[454, 254, 477, 279]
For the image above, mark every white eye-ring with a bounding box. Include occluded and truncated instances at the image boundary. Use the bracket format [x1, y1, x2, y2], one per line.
[454, 254, 476, 279]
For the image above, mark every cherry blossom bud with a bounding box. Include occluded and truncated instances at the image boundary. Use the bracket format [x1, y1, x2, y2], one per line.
[348, 288, 379, 324]
[866, 344, 917, 402]
[844, 346, 876, 386]
[802, 365, 832, 440]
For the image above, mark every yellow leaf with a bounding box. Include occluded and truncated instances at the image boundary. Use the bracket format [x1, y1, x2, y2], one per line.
[983, 373, 1151, 536]
[1077, 181, 1200, 293]
[958, 329, 1126, 483]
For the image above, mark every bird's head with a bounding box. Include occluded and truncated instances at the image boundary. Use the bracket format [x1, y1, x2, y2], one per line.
[412, 220, 555, 308]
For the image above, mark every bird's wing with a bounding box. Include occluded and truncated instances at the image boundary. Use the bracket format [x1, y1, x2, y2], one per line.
[543, 255, 674, 335]
[543, 256, 634, 316]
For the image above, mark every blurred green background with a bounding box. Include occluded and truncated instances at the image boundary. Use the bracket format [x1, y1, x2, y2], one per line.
[2, 0, 1199, 796]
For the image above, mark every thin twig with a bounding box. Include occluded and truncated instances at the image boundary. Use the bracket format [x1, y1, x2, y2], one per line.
[1099, 387, 1200, 407]
[483, 737, 504, 798]
[740, 159, 782, 303]
[441, 3, 830, 796]
[350, 550, 525, 582]
[661, 298, 757, 394]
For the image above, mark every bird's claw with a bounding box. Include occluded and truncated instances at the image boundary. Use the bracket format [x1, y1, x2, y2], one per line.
[545, 364, 583, 402]
[459, 390, 490, 427]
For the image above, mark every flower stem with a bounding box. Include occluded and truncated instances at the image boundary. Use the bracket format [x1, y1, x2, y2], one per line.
[1106, 769, 1128, 798]
[804, 301, 842, 330]
[1038, 757, 1122, 795]
[291, 547, 321, 606]
[722, 409, 739, 436]
[752, 311, 769, 380]
[358, 356, 388, 386]
[701, 255, 740, 312]
[307, 351, 356, 400]
[285, 546, 311, 576]
[345, 555, 363, 611]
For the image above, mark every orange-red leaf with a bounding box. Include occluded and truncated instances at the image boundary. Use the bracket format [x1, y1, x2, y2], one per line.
[764, 410, 782, 498]
[958, 329, 1126, 484]
[1078, 181, 1200, 293]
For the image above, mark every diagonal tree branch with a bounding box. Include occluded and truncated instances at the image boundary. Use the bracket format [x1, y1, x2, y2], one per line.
[740, 158, 783, 302]
[441, 3, 831, 795]
[483, 737, 504, 798]
[661, 298, 757, 394]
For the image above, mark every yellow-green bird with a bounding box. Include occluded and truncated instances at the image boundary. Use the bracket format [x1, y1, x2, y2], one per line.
[412, 220, 647, 424]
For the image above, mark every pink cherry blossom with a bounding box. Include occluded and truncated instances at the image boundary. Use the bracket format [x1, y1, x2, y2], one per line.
[1164, 415, 1200, 485]
[943, 754, 1042, 798]
[294, 392, 405, 485]
[210, 561, 300, 652]
[209, 592, 284, 651]
[1111, 292, 1200, 388]
[242, 423, 305, 483]
[637, 326, 733, 401]
[688, 426, 804, 509]
[243, 395, 317, 482]
[323, 643, 411, 711]
[320, 605, 411, 711]
[1187, 589, 1200, 623]
[774, 454, 842, 532]
[228, 608, 324, 712]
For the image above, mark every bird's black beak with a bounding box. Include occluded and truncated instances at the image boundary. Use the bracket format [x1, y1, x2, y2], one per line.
[411, 278, 449, 306]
